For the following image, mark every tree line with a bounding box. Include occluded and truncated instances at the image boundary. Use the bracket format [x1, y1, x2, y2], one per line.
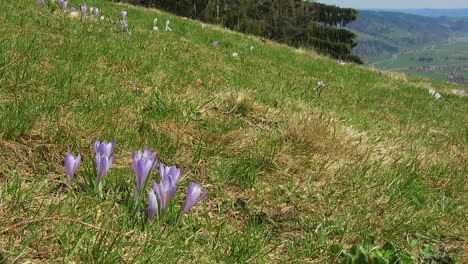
[117, 0, 363, 63]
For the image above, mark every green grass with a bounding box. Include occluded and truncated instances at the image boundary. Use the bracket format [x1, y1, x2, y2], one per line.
[0, 0, 467, 263]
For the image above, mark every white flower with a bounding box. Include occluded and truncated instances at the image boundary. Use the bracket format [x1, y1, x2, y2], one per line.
[429, 89, 436, 96]
[250, 45, 255, 51]
[100, 15, 105, 20]
[434, 93, 442, 101]
[165, 20, 172, 31]
[232, 52, 239, 57]
[153, 26, 159, 31]
[317, 81, 326, 87]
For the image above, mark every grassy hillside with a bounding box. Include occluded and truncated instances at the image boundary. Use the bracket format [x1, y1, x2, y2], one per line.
[0, 0, 467, 263]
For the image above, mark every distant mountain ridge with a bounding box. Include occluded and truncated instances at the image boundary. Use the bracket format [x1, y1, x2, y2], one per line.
[365, 9, 468, 18]
[348, 10, 468, 60]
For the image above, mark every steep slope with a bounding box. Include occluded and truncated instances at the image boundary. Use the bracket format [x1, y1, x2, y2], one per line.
[0, 0, 467, 263]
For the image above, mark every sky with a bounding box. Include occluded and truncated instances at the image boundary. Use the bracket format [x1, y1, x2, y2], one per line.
[316, 0, 468, 9]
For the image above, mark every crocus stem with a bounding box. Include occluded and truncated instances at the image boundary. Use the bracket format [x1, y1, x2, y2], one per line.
[133, 187, 140, 205]
[98, 181, 103, 198]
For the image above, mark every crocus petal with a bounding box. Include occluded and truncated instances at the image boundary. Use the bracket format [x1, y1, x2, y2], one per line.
[94, 138, 100, 153]
[148, 190, 157, 220]
[98, 155, 114, 182]
[121, 10, 127, 20]
[135, 159, 152, 192]
[153, 177, 177, 211]
[74, 154, 82, 174]
[64, 152, 76, 177]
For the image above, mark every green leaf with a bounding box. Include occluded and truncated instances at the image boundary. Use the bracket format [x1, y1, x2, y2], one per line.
[420, 244, 434, 258]
[331, 244, 343, 254]
[374, 255, 389, 264]
[409, 239, 419, 247]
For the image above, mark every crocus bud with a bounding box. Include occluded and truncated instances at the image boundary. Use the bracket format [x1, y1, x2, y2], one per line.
[133, 147, 157, 195]
[148, 190, 158, 220]
[97, 155, 114, 182]
[81, 5, 87, 16]
[59, 0, 67, 11]
[94, 139, 116, 183]
[165, 20, 172, 31]
[121, 10, 127, 20]
[64, 152, 81, 184]
[182, 183, 208, 214]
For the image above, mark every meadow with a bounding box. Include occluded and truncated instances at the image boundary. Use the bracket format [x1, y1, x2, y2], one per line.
[370, 40, 468, 82]
[0, 0, 467, 263]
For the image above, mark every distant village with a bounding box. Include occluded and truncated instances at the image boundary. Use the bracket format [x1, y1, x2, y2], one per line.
[410, 56, 468, 84]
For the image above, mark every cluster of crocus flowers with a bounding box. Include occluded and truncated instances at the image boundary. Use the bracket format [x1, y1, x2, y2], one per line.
[64, 140, 208, 221]
[429, 89, 442, 101]
[146, 163, 207, 220]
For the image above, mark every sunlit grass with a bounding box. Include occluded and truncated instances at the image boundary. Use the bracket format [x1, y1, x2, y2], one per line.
[0, 0, 467, 263]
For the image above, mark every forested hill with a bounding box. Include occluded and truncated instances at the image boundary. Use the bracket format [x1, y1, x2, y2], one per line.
[348, 10, 468, 59]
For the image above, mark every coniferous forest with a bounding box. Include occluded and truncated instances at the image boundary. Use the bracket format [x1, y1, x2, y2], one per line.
[117, 0, 363, 63]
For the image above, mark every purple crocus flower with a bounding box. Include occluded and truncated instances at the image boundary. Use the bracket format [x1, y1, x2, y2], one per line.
[93, 7, 99, 16]
[70, 6, 76, 12]
[81, 5, 87, 16]
[182, 183, 208, 214]
[37, 0, 46, 5]
[212, 40, 219, 48]
[94, 139, 116, 158]
[97, 155, 115, 182]
[58, 0, 67, 11]
[120, 19, 128, 31]
[120, 10, 127, 20]
[94, 139, 116, 183]
[133, 147, 157, 195]
[152, 176, 177, 212]
[148, 190, 158, 220]
[159, 163, 181, 184]
[64, 152, 81, 183]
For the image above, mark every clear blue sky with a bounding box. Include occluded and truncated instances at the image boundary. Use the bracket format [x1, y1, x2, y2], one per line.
[316, 0, 468, 9]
